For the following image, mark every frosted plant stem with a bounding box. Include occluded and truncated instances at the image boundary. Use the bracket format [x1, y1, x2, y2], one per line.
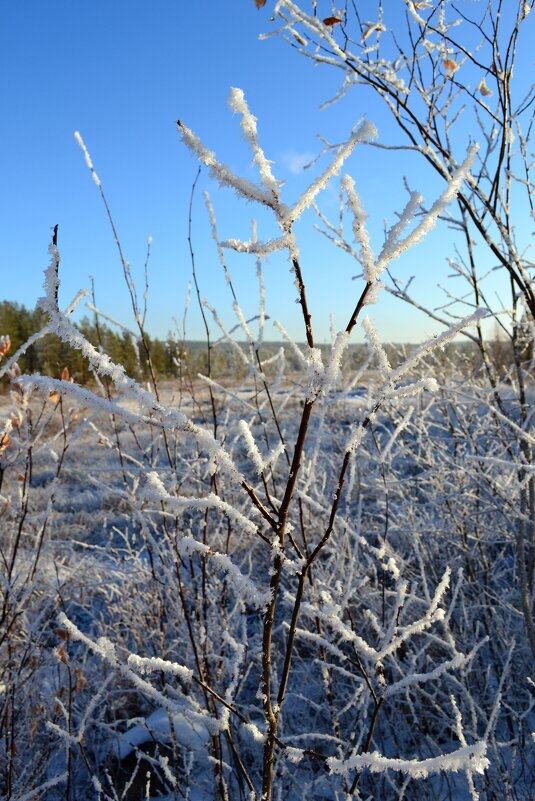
[292, 257, 314, 349]
[261, 397, 314, 801]
[268, 278, 379, 742]
[346, 282, 374, 333]
[74, 133, 174, 467]
[189, 168, 219, 441]
[261, 271, 376, 801]
[89, 277, 128, 487]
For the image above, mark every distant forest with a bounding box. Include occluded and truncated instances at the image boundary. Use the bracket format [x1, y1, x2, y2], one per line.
[0, 300, 517, 386]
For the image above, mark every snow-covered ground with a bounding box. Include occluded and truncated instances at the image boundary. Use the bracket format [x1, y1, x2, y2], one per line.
[1, 362, 534, 801]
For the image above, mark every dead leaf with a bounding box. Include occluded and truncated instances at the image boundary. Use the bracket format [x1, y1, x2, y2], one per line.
[0, 336, 11, 358]
[323, 16, 341, 26]
[55, 645, 68, 664]
[254, 0, 267, 8]
[478, 78, 493, 97]
[75, 668, 87, 690]
[49, 391, 59, 403]
[61, 367, 70, 382]
[443, 58, 458, 76]
[11, 412, 22, 429]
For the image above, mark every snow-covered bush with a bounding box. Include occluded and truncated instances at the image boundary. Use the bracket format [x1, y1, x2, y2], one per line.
[269, 0, 535, 660]
[3, 82, 527, 801]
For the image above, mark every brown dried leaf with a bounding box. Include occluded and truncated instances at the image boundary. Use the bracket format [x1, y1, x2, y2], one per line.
[49, 391, 60, 403]
[75, 668, 87, 691]
[323, 16, 341, 26]
[11, 412, 22, 429]
[0, 336, 11, 358]
[254, 0, 267, 8]
[0, 433, 9, 454]
[443, 58, 458, 76]
[61, 367, 70, 382]
[54, 628, 70, 641]
[56, 645, 68, 664]
[478, 78, 493, 97]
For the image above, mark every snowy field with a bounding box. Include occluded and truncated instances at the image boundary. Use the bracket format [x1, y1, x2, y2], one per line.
[1, 352, 534, 801]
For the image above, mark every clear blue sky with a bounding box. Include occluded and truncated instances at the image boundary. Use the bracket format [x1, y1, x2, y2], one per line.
[1, 1, 530, 345]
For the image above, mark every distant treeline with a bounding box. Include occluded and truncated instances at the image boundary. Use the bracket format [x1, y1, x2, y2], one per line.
[0, 300, 245, 384]
[0, 300, 384, 385]
[1, 300, 347, 383]
[0, 300, 520, 387]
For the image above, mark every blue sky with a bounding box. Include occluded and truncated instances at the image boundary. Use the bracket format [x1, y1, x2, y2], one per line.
[1, 1, 530, 345]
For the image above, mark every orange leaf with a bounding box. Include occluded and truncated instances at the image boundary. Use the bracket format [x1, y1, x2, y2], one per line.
[443, 58, 458, 76]
[323, 16, 341, 26]
[478, 78, 492, 97]
[0, 433, 9, 454]
[55, 645, 68, 664]
[49, 391, 60, 402]
[75, 668, 87, 691]
[0, 336, 11, 358]
[61, 367, 70, 382]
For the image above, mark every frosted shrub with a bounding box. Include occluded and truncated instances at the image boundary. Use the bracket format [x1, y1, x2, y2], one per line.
[1, 89, 514, 801]
[264, 2, 535, 794]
